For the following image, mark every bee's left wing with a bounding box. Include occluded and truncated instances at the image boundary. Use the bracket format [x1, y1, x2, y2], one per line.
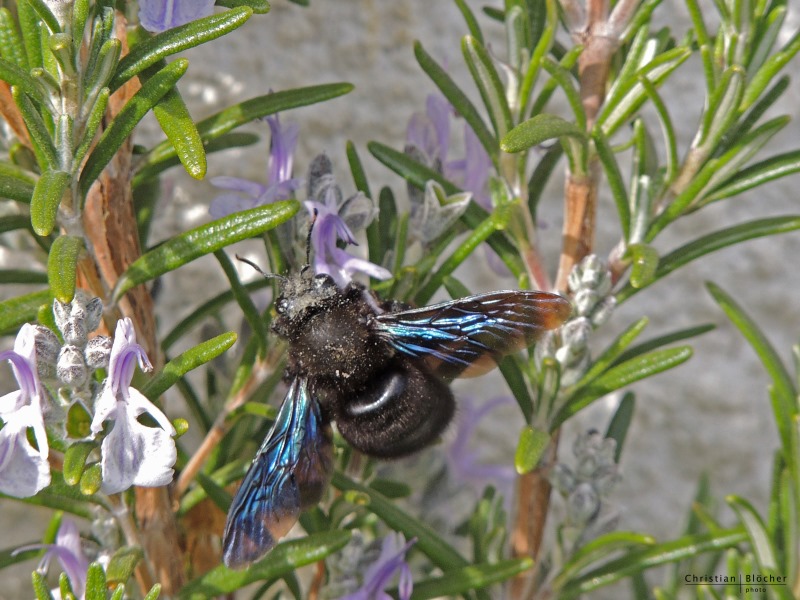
[372, 290, 571, 379]
[222, 377, 333, 569]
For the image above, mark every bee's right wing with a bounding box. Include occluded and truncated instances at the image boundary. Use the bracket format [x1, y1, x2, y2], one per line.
[372, 290, 571, 380]
[222, 378, 333, 569]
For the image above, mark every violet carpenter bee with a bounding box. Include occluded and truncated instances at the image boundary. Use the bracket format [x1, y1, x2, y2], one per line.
[222, 263, 571, 568]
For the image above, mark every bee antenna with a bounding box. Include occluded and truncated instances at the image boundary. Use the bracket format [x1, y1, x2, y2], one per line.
[235, 254, 285, 282]
[304, 208, 318, 269]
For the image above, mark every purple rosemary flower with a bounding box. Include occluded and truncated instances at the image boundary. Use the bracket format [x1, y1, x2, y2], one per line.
[139, 0, 215, 33]
[406, 94, 492, 208]
[16, 518, 89, 599]
[90, 319, 176, 494]
[304, 155, 391, 287]
[0, 324, 50, 498]
[339, 533, 416, 600]
[447, 123, 493, 209]
[406, 94, 452, 170]
[209, 114, 302, 218]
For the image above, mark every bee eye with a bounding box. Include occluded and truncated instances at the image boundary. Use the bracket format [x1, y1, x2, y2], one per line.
[276, 299, 288, 314]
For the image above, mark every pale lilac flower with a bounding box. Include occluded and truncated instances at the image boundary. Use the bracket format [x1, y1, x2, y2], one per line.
[446, 396, 516, 504]
[0, 324, 50, 497]
[17, 518, 89, 599]
[305, 196, 391, 287]
[406, 94, 452, 170]
[304, 157, 390, 287]
[447, 124, 493, 209]
[209, 114, 301, 218]
[139, 0, 215, 33]
[340, 533, 415, 600]
[406, 94, 492, 208]
[90, 319, 176, 494]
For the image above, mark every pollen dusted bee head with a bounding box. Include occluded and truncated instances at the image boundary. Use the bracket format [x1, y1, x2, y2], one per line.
[271, 271, 340, 334]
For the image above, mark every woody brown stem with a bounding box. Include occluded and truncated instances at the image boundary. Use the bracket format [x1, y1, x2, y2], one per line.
[72, 12, 184, 596]
[510, 1, 639, 597]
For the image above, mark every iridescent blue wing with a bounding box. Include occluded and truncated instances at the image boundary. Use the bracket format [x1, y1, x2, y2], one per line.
[222, 378, 333, 568]
[372, 290, 571, 380]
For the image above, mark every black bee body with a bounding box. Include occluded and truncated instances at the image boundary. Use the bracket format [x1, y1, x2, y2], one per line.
[222, 267, 571, 568]
[274, 271, 455, 458]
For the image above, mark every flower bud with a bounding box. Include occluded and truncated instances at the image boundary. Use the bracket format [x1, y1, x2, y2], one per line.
[85, 335, 112, 370]
[57, 345, 88, 387]
[593, 464, 621, 496]
[573, 288, 600, 316]
[573, 428, 603, 458]
[53, 292, 104, 346]
[549, 463, 577, 495]
[567, 482, 600, 526]
[84, 297, 103, 334]
[590, 296, 616, 327]
[32, 325, 61, 379]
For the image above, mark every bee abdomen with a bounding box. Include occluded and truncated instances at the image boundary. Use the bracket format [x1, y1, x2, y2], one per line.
[333, 361, 455, 458]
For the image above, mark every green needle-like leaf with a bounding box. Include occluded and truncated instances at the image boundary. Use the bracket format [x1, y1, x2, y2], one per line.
[559, 528, 747, 599]
[110, 8, 253, 91]
[0, 8, 28, 70]
[142, 64, 206, 180]
[83, 563, 106, 600]
[0, 161, 37, 202]
[161, 278, 270, 351]
[593, 128, 630, 238]
[105, 547, 144, 586]
[617, 216, 800, 303]
[703, 149, 800, 203]
[30, 169, 70, 236]
[114, 200, 299, 300]
[141, 332, 238, 400]
[0, 289, 50, 335]
[367, 141, 523, 277]
[178, 531, 350, 598]
[553, 531, 655, 591]
[501, 113, 587, 153]
[62, 441, 96, 486]
[24, 0, 60, 34]
[613, 324, 715, 367]
[0, 56, 45, 102]
[707, 282, 797, 451]
[515, 426, 550, 474]
[727, 495, 779, 571]
[13, 86, 57, 170]
[47, 235, 84, 303]
[80, 59, 189, 196]
[624, 243, 659, 288]
[32, 571, 54, 600]
[462, 35, 513, 139]
[0, 214, 32, 235]
[216, 0, 270, 12]
[411, 558, 533, 599]
[554, 346, 693, 428]
[605, 392, 635, 462]
[572, 317, 649, 391]
[414, 40, 497, 161]
[138, 83, 353, 179]
[0, 269, 48, 285]
[332, 472, 469, 571]
[215, 250, 268, 353]
[598, 47, 691, 137]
